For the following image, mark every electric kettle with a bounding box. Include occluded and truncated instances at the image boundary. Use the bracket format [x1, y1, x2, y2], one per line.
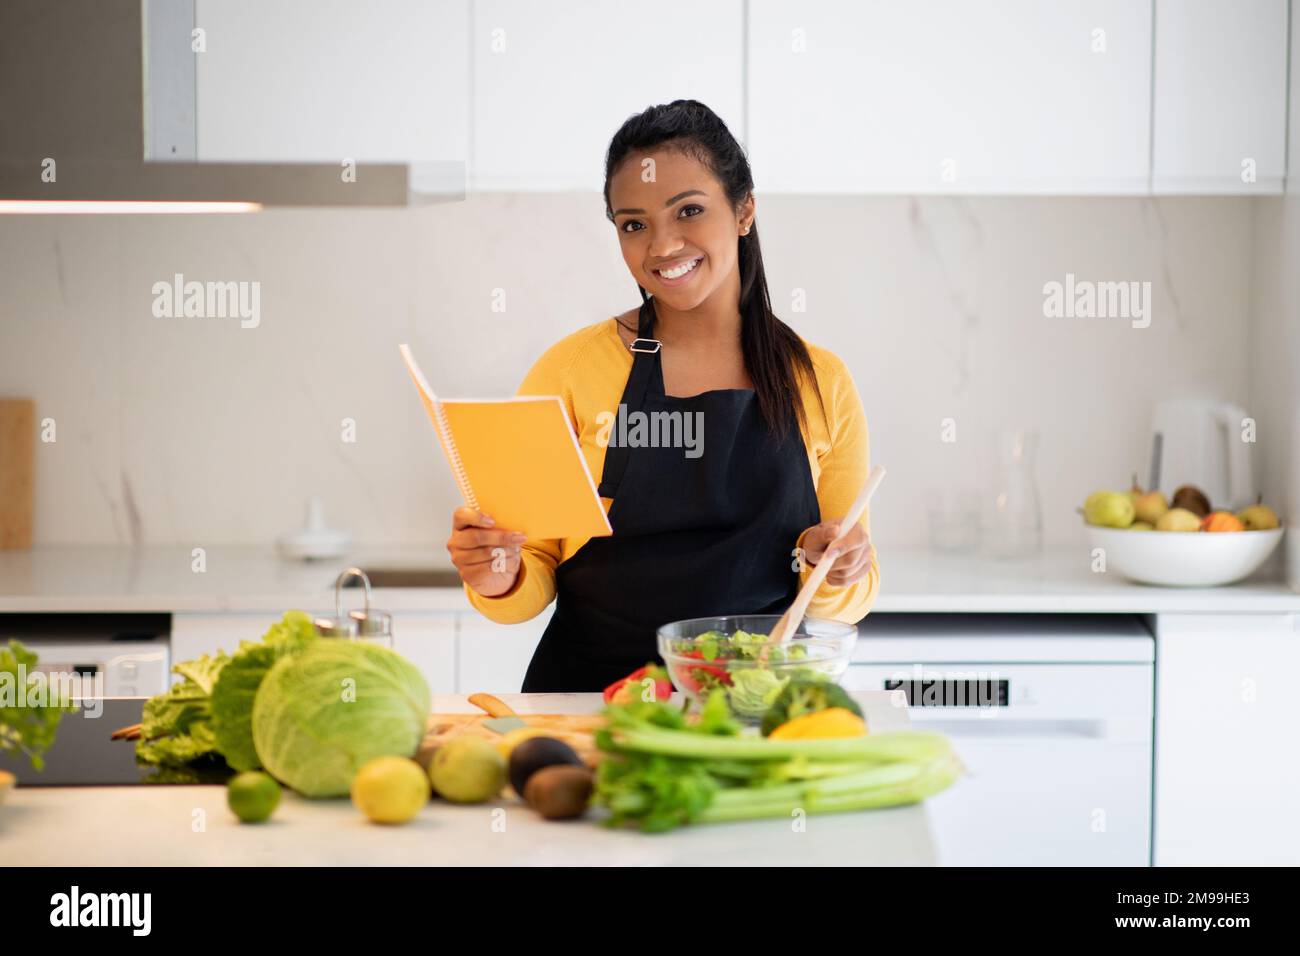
[1150, 398, 1255, 510]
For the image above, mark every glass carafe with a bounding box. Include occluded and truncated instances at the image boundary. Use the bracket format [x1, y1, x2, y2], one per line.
[984, 428, 1042, 559]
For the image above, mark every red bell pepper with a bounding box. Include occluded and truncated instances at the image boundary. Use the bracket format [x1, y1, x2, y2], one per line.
[603, 663, 674, 705]
[673, 649, 732, 695]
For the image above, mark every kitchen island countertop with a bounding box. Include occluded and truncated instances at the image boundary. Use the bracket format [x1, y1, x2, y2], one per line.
[0, 692, 946, 866]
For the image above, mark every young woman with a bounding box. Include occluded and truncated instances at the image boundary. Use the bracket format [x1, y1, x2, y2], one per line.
[447, 100, 878, 692]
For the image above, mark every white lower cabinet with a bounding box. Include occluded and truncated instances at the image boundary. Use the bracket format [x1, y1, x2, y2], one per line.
[843, 614, 1154, 866]
[170, 608, 549, 695]
[171, 613, 293, 669]
[389, 614, 458, 695]
[456, 607, 553, 694]
[1155, 612, 1300, 865]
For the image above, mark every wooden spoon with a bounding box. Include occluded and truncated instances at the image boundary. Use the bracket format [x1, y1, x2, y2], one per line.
[768, 465, 886, 648]
[467, 693, 516, 718]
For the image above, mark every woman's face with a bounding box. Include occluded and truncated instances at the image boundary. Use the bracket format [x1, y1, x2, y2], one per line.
[608, 147, 754, 313]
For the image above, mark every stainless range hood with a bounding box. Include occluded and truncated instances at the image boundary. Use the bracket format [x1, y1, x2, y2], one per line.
[0, 0, 464, 211]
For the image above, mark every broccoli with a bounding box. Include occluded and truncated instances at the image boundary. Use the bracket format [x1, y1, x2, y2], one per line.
[759, 678, 863, 737]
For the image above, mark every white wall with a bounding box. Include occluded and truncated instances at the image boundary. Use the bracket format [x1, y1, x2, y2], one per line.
[1246, 8, 1300, 591]
[0, 195, 1263, 556]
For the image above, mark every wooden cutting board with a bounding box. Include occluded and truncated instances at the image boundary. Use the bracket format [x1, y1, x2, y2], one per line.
[0, 399, 35, 549]
[422, 712, 606, 768]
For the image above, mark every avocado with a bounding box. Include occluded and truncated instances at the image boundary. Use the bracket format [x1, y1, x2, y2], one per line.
[507, 736, 583, 796]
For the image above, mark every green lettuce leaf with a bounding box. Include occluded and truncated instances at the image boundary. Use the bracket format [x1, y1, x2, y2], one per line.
[726, 668, 790, 718]
[172, 653, 228, 696]
[0, 639, 77, 771]
[134, 651, 229, 769]
[210, 611, 317, 771]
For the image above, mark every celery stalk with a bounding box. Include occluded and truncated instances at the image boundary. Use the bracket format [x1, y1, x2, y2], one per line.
[607, 726, 952, 763]
[696, 755, 962, 823]
[710, 763, 923, 808]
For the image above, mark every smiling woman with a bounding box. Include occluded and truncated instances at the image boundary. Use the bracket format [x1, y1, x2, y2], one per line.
[447, 100, 879, 693]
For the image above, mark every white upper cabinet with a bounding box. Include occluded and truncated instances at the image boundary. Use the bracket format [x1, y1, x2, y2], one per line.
[184, 0, 1290, 194]
[470, 0, 745, 191]
[1152, 0, 1289, 194]
[747, 0, 1153, 194]
[193, 0, 469, 162]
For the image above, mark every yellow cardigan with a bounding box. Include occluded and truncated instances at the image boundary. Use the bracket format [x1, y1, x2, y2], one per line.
[464, 317, 879, 626]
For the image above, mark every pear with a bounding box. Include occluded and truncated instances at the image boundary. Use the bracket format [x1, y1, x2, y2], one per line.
[1084, 490, 1135, 528]
[1236, 502, 1280, 531]
[1130, 520, 1155, 531]
[1156, 507, 1202, 532]
[1133, 490, 1169, 525]
[1127, 474, 1144, 507]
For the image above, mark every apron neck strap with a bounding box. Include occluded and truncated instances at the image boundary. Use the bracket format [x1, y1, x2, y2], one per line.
[598, 305, 664, 499]
[637, 296, 656, 338]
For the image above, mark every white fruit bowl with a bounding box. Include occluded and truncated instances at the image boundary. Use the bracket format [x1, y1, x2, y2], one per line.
[1085, 526, 1284, 587]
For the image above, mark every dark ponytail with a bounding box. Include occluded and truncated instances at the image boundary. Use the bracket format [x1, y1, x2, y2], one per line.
[602, 99, 822, 437]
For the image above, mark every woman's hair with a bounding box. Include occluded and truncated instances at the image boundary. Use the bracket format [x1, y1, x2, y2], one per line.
[602, 99, 822, 437]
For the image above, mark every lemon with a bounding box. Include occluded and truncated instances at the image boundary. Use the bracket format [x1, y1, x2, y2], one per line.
[351, 756, 431, 824]
[226, 771, 281, 823]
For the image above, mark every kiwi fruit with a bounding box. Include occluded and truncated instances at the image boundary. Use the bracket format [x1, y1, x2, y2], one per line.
[1171, 484, 1211, 518]
[523, 765, 594, 820]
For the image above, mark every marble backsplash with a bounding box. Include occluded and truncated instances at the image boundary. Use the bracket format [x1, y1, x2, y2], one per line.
[0, 195, 1274, 554]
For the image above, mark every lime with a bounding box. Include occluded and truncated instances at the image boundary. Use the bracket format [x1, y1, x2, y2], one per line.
[227, 771, 281, 823]
[351, 756, 431, 824]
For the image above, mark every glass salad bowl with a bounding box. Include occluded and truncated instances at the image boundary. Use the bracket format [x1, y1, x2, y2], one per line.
[656, 615, 858, 723]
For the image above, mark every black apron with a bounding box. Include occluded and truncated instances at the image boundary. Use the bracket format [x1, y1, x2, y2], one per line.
[521, 300, 822, 692]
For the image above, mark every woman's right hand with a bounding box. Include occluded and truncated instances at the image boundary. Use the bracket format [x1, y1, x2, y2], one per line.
[447, 507, 526, 597]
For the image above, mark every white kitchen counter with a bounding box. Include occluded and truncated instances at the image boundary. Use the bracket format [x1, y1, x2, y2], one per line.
[0, 692, 946, 866]
[873, 546, 1298, 612]
[0, 546, 475, 613]
[0, 544, 1295, 614]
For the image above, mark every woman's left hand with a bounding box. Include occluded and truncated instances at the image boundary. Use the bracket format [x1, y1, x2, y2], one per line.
[799, 519, 876, 587]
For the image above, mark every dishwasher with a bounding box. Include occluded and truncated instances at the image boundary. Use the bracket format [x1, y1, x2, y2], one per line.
[843, 613, 1154, 866]
[0, 613, 171, 786]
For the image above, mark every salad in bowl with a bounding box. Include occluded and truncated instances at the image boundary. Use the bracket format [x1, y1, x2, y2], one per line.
[656, 614, 858, 721]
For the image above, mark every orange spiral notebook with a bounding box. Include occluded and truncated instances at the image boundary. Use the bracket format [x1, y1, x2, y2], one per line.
[399, 344, 611, 541]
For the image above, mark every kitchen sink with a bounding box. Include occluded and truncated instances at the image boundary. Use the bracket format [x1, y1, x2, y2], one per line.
[338, 568, 464, 589]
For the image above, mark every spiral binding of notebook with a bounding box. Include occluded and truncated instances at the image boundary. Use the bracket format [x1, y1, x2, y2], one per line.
[431, 395, 479, 511]
[398, 344, 479, 512]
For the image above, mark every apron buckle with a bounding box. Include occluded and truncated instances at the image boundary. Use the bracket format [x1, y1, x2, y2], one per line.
[629, 337, 662, 354]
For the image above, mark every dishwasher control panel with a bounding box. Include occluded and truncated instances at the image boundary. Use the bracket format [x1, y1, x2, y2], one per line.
[883, 677, 1009, 708]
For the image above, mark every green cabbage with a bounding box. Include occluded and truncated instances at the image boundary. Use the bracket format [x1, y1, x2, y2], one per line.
[251, 640, 430, 798]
